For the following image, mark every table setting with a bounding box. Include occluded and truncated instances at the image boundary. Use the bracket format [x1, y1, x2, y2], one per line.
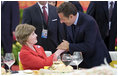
[1, 52, 117, 75]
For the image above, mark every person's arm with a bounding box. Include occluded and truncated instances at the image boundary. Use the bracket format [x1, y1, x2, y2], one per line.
[54, 49, 65, 59]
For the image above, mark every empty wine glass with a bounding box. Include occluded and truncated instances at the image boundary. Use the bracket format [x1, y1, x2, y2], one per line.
[3, 53, 15, 72]
[1, 56, 4, 67]
[62, 54, 72, 66]
[72, 52, 83, 70]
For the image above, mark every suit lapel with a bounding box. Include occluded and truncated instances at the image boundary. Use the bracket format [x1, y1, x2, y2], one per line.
[103, 2, 109, 21]
[35, 3, 47, 26]
[48, 4, 52, 26]
[67, 12, 82, 42]
[67, 26, 74, 41]
[74, 25, 80, 41]
[74, 12, 82, 41]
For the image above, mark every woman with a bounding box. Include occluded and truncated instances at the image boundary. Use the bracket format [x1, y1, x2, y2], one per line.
[15, 24, 65, 70]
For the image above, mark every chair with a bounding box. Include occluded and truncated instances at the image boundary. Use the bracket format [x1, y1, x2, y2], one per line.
[18, 52, 24, 70]
[45, 51, 52, 57]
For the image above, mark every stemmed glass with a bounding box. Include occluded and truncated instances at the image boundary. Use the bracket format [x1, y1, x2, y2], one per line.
[62, 54, 72, 66]
[1, 56, 4, 67]
[72, 52, 83, 70]
[3, 53, 15, 72]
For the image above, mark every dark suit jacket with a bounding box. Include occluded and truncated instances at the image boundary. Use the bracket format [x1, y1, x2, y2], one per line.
[67, 12, 111, 68]
[87, 1, 117, 51]
[22, 3, 66, 53]
[69, 1, 83, 12]
[1, 1, 19, 53]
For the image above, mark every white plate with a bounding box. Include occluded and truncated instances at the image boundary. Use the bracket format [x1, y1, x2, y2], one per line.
[23, 70, 33, 74]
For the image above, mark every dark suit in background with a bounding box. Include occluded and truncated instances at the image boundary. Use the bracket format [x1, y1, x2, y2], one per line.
[67, 12, 111, 68]
[22, 2, 66, 53]
[69, 1, 83, 12]
[87, 1, 117, 51]
[1, 1, 20, 54]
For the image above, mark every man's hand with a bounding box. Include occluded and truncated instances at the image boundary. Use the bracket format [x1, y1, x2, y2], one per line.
[57, 40, 69, 51]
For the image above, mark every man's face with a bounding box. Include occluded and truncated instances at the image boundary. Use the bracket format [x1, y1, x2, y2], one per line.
[38, 1, 47, 5]
[58, 13, 74, 26]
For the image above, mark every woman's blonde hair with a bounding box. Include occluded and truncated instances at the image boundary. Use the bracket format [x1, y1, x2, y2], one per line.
[15, 24, 36, 45]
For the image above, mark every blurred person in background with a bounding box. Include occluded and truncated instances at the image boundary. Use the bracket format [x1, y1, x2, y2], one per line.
[1, 1, 20, 69]
[1, 1, 19, 55]
[48, 1, 57, 7]
[15, 24, 65, 70]
[69, 1, 91, 13]
[87, 1, 117, 51]
[22, 1, 66, 53]
[69, 1, 84, 12]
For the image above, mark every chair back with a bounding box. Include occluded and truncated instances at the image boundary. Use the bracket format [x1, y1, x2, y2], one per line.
[45, 51, 52, 57]
[18, 52, 24, 70]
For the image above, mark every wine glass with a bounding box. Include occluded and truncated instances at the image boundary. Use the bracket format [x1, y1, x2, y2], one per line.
[72, 52, 83, 70]
[53, 54, 61, 64]
[3, 53, 15, 72]
[62, 54, 72, 66]
[1, 56, 4, 67]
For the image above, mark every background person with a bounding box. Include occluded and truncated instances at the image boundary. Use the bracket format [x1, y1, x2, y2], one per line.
[87, 1, 117, 51]
[1, 1, 20, 55]
[1, 1, 20, 69]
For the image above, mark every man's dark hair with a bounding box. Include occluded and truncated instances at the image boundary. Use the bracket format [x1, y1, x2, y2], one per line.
[57, 2, 77, 18]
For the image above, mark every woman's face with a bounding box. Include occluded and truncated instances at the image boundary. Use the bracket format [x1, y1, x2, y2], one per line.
[26, 31, 37, 45]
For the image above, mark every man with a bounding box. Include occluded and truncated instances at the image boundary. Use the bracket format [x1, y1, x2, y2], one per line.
[1, 1, 19, 54]
[57, 2, 111, 68]
[22, 1, 66, 53]
[87, 1, 117, 51]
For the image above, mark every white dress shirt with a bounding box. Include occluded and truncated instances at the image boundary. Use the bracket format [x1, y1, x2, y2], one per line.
[74, 12, 79, 26]
[2, 1, 4, 5]
[108, 1, 115, 9]
[108, 1, 115, 30]
[38, 2, 49, 15]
